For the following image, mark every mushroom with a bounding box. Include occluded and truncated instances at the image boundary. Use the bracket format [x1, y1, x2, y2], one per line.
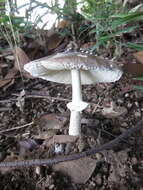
[24, 51, 123, 136]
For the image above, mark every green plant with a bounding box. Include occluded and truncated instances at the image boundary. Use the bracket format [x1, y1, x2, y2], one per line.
[133, 76, 143, 90]
[126, 42, 143, 51]
[2, 0, 84, 42]
[80, 0, 143, 53]
[1, 0, 143, 55]
[0, 0, 6, 14]
[47, 0, 86, 41]
[0, 0, 37, 48]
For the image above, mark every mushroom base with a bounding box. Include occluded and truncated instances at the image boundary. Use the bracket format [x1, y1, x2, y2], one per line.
[69, 111, 81, 136]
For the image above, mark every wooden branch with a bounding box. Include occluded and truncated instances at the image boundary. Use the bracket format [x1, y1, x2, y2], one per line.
[0, 120, 142, 168]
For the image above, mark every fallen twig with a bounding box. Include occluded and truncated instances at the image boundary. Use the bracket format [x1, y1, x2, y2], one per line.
[0, 107, 13, 112]
[13, 93, 70, 102]
[0, 120, 142, 168]
[13, 93, 103, 108]
[0, 99, 17, 103]
[0, 122, 33, 134]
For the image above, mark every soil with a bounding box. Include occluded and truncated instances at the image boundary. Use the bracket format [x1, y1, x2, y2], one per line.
[0, 66, 143, 189]
[0, 24, 143, 189]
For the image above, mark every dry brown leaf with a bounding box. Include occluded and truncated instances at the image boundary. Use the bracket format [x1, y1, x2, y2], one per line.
[57, 20, 70, 29]
[53, 157, 97, 184]
[36, 113, 68, 130]
[18, 139, 38, 156]
[44, 135, 78, 147]
[47, 33, 63, 50]
[122, 51, 143, 77]
[80, 42, 96, 49]
[127, 51, 143, 76]
[123, 63, 143, 77]
[0, 67, 17, 89]
[14, 47, 30, 71]
[105, 150, 128, 183]
[134, 51, 143, 64]
[14, 47, 33, 78]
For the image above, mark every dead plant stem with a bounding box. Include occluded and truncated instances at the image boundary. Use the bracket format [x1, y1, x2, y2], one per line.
[0, 122, 33, 134]
[0, 120, 142, 168]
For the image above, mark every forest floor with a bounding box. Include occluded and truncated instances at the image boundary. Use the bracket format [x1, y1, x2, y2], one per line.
[0, 32, 143, 190]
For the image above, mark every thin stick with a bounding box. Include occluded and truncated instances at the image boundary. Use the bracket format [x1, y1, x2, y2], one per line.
[0, 122, 33, 134]
[0, 99, 16, 103]
[13, 93, 70, 102]
[27, 94, 70, 102]
[0, 120, 142, 168]
[0, 108, 12, 112]
[0, 94, 70, 105]
[13, 93, 102, 105]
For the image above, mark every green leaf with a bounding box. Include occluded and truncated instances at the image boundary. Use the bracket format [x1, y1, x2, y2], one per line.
[134, 85, 143, 90]
[98, 26, 137, 42]
[11, 16, 25, 25]
[0, 15, 9, 23]
[133, 76, 143, 81]
[0, 0, 5, 2]
[111, 12, 143, 29]
[126, 42, 143, 51]
[129, 4, 143, 13]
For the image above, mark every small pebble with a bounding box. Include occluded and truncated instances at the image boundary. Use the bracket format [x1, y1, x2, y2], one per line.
[131, 157, 138, 165]
[121, 122, 128, 127]
[54, 143, 64, 154]
[134, 101, 139, 107]
[117, 98, 124, 104]
[134, 110, 141, 117]
[89, 180, 96, 187]
[125, 93, 129, 98]
[35, 166, 41, 176]
[96, 153, 103, 160]
[127, 102, 132, 108]
[49, 184, 55, 190]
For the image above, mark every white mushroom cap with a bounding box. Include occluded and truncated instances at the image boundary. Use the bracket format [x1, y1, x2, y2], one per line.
[24, 52, 123, 84]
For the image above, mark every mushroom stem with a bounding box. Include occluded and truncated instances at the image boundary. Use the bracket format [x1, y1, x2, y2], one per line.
[71, 69, 82, 103]
[67, 69, 88, 136]
[69, 111, 81, 135]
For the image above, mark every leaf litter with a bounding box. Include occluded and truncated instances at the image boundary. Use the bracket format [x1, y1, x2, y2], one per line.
[53, 157, 97, 184]
[0, 61, 143, 188]
[0, 21, 143, 190]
